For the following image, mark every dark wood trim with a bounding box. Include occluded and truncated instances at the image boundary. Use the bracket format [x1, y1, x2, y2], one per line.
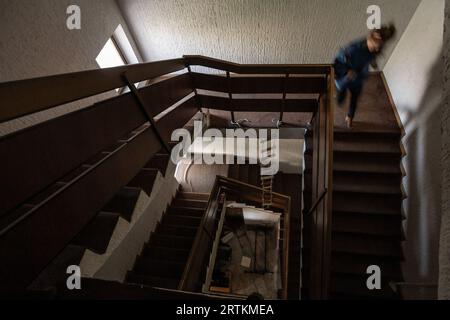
[155, 95, 199, 143]
[226, 71, 236, 123]
[123, 73, 170, 153]
[139, 73, 194, 118]
[198, 95, 318, 113]
[279, 73, 290, 123]
[184, 55, 331, 75]
[0, 92, 148, 217]
[0, 58, 186, 122]
[379, 71, 406, 138]
[0, 127, 161, 291]
[191, 72, 327, 94]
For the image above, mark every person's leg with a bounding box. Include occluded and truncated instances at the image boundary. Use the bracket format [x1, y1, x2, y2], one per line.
[335, 77, 349, 106]
[348, 84, 362, 119]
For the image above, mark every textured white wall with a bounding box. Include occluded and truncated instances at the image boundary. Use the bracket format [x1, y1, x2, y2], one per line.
[117, 0, 420, 67]
[383, 0, 444, 288]
[439, 0, 450, 300]
[0, 0, 141, 135]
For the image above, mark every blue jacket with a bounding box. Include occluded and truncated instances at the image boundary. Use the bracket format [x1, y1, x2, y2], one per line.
[334, 39, 375, 88]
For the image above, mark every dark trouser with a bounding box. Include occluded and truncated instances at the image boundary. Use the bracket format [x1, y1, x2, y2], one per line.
[335, 77, 363, 119]
[348, 85, 362, 119]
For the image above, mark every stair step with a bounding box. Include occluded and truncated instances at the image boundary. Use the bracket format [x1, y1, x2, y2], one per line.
[127, 170, 158, 196]
[126, 272, 179, 289]
[332, 233, 403, 258]
[149, 234, 195, 250]
[330, 274, 399, 299]
[144, 153, 170, 176]
[331, 252, 403, 279]
[157, 224, 198, 238]
[134, 257, 185, 278]
[172, 198, 208, 209]
[72, 212, 120, 254]
[142, 245, 190, 262]
[333, 152, 402, 175]
[334, 132, 401, 155]
[333, 192, 401, 216]
[167, 207, 205, 218]
[103, 187, 141, 221]
[177, 192, 210, 201]
[333, 172, 401, 195]
[163, 215, 202, 229]
[332, 211, 403, 238]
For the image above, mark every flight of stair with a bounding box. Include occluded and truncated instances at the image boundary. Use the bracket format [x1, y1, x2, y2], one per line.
[126, 192, 209, 289]
[329, 130, 404, 300]
[29, 148, 172, 290]
[73, 150, 172, 253]
[303, 129, 404, 299]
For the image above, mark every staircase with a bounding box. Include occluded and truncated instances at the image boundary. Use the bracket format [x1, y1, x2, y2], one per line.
[329, 130, 404, 299]
[126, 192, 209, 289]
[29, 148, 173, 289]
[0, 55, 332, 298]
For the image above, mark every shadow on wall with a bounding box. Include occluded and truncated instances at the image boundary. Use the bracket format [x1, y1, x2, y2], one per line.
[400, 50, 443, 299]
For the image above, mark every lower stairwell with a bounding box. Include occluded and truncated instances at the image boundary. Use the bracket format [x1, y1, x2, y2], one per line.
[126, 192, 209, 289]
[228, 164, 303, 300]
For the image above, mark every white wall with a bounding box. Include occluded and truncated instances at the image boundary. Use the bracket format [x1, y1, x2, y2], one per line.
[439, 0, 450, 300]
[0, 0, 141, 136]
[117, 0, 419, 67]
[383, 0, 444, 289]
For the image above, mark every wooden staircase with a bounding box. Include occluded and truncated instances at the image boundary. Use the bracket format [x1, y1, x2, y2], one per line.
[126, 192, 209, 289]
[29, 148, 173, 289]
[329, 130, 404, 299]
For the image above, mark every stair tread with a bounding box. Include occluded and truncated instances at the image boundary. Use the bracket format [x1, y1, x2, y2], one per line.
[72, 211, 120, 254]
[126, 272, 180, 289]
[172, 198, 208, 209]
[157, 224, 198, 237]
[332, 233, 403, 258]
[150, 233, 196, 250]
[333, 193, 401, 215]
[102, 187, 141, 221]
[127, 170, 158, 196]
[143, 245, 190, 261]
[333, 152, 401, 174]
[332, 211, 403, 237]
[334, 142, 400, 154]
[331, 252, 403, 279]
[178, 192, 210, 201]
[334, 172, 401, 195]
[144, 153, 170, 175]
[330, 274, 399, 299]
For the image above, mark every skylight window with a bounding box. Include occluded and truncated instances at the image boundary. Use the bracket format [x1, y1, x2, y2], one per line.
[95, 25, 141, 93]
[95, 38, 126, 69]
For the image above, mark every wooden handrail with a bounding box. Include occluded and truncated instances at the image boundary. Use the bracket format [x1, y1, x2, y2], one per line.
[0, 58, 185, 122]
[184, 55, 331, 75]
